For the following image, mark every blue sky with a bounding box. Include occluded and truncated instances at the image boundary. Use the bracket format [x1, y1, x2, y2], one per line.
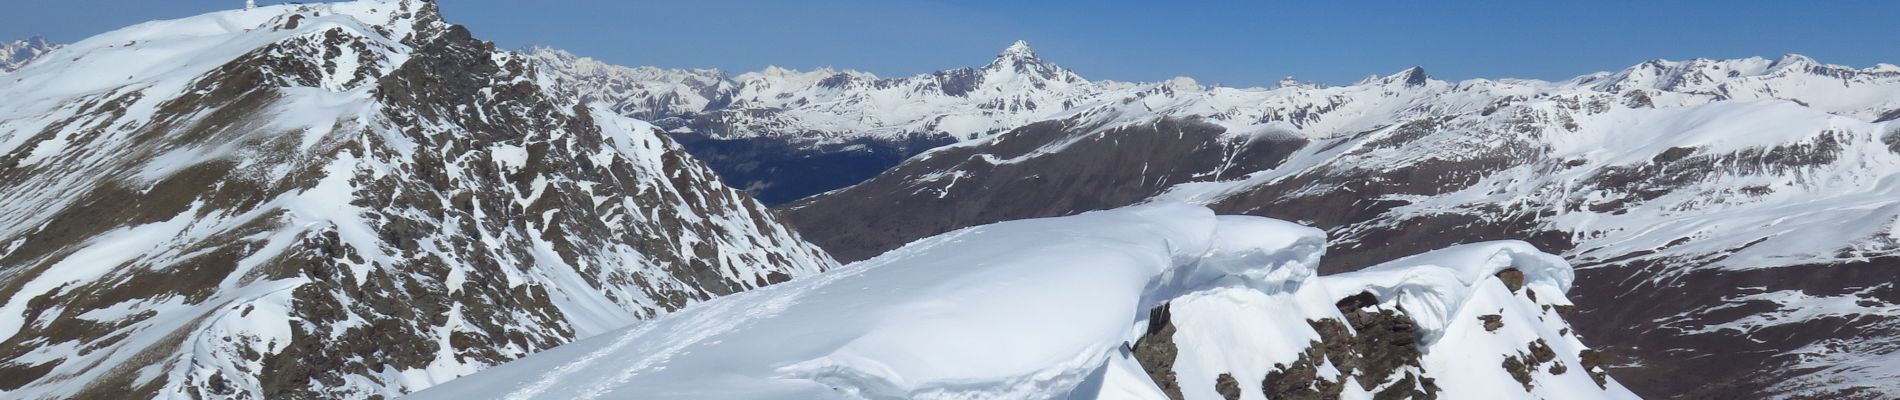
[4, 1, 1896, 87]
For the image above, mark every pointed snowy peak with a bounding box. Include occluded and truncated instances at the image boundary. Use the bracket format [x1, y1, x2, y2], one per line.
[1381, 66, 1431, 86]
[980, 39, 1084, 85]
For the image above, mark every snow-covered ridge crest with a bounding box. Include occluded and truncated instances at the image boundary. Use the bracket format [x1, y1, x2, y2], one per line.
[544, 44, 1900, 150]
[409, 203, 1634, 399]
[1324, 241, 1574, 344]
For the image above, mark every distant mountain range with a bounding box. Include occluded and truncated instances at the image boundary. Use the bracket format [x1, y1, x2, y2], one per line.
[1, 36, 60, 74]
[530, 42, 1900, 208]
[534, 23, 1900, 398]
[0, 2, 830, 398]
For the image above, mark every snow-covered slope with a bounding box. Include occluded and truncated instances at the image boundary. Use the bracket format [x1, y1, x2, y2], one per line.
[411, 203, 1635, 400]
[0, 1, 833, 398]
[0, 36, 60, 74]
[782, 57, 1900, 398]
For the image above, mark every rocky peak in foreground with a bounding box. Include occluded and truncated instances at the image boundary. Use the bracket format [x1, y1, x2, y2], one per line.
[0, 1, 833, 398]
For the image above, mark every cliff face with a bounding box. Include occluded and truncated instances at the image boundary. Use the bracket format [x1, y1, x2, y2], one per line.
[0, 2, 833, 398]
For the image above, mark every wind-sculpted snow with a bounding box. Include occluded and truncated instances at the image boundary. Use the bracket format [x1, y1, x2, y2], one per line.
[0, 1, 834, 398]
[411, 203, 1636, 399]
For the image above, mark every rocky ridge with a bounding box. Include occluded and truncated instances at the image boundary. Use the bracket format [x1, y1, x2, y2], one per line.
[779, 54, 1900, 398]
[0, 2, 833, 398]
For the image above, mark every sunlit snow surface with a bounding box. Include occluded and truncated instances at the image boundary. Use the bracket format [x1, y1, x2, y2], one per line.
[412, 203, 1636, 399]
[0, 1, 835, 398]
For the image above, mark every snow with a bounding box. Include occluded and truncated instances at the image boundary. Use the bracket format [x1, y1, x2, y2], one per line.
[1, 37, 61, 73]
[411, 203, 1634, 399]
[0, 1, 840, 398]
[1323, 241, 1575, 344]
[1678, 285, 1900, 335]
[411, 203, 1226, 399]
[0, 202, 201, 342]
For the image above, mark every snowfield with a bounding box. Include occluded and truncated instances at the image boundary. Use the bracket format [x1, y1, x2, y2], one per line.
[411, 203, 1637, 400]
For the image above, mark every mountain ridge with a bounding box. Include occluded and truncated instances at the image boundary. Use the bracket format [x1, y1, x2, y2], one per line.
[0, 36, 60, 74]
[0, 1, 833, 398]
[533, 43, 1900, 206]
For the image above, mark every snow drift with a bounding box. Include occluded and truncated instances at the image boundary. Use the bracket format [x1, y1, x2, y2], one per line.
[0, 1, 833, 398]
[412, 203, 1637, 399]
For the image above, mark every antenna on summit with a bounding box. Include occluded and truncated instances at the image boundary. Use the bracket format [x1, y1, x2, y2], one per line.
[246, 0, 258, 10]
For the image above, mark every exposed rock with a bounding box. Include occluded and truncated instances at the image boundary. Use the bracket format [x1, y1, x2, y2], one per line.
[1579, 349, 1611, 389]
[1345, 308, 1425, 391]
[1495, 269, 1525, 292]
[1502, 355, 1535, 391]
[1336, 291, 1381, 313]
[1261, 338, 1346, 400]
[1479, 314, 1504, 332]
[1501, 339, 1561, 392]
[1133, 304, 1185, 400]
[1372, 373, 1439, 400]
[1215, 373, 1242, 400]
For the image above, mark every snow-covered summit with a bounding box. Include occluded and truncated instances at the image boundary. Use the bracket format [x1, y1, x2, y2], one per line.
[0, 1, 834, 398]
[412, 204, 1635, 399]
[534, 44, 1900, 209]
[984, 40, 1078, 83]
